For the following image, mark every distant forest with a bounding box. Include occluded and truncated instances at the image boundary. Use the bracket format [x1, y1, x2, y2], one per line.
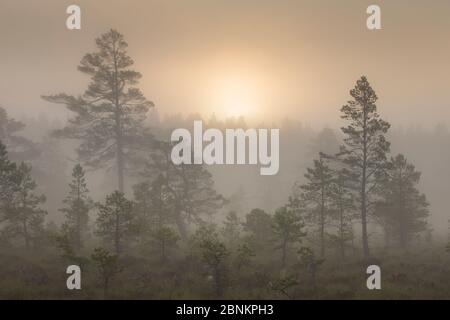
[1, 30, 450, 299]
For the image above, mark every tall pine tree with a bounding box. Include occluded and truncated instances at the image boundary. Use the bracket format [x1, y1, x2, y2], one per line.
[339, 76, 390, 260]
[296, 153, 333, 258]
[42, 30, 154, 192]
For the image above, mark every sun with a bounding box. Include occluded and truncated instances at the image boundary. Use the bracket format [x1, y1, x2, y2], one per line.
[208, 70, 261, 118]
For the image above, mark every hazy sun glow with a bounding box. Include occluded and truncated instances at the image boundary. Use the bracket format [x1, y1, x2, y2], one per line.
[206, 67, 264, 119]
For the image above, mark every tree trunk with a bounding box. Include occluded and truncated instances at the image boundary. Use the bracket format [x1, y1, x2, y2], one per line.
[112, 40, 125, 193]
[361, 106, 370, 261]
[361, 175, 369, 260]
[213, 266, 223, 298]
[23, 220, 29, 249]
[115, 214, 120, 255]
[175, 212, 188, 240]
[75, 181, 82, 249]
[398, 173, 407, 251]
[384, 226, 390, 250]
[399, 215, 407, 251]
[339, 207, 345, 260]
[76, 204, 81, 250]
[320, 191, 325, 258]
[161, 239, 166, 262]
[281, 239, 287, 268]
[116, 138, 125, 193]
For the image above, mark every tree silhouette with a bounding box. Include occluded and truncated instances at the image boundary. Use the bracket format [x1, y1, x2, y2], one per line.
[272, 206, 306, 268]
[91, 247, 121, 297]
[42, 29, 154, 192]
[60, 164, 92, 250]
[221, 211, 241, 249]
[338, 76, 390, 260]
[0, 142, 17, 224]
[4, 163, 46, 249]
[295, 153, 333, 258]
[328, 168, 356, 260]
[242, 208, 273, 252]
[150, 226, 179, 262]
[193, 225, 229, 298]
[142, 141, 226, 239]
[0, 107, 39, 162]
[375, 154, 429, 250]
[96, 191, 136, 254]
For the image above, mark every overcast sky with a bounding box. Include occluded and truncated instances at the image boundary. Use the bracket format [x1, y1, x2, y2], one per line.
[1, 0, 450, 128]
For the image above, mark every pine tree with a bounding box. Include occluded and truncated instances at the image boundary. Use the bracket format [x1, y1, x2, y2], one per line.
[242, 208, 273, 252]
[5, 162, 46, 249]
[91, 247, 121, 297]
[150, 226, 179, 262]
[0, 141, 17, 223]
[173, 162, 225, 239]
[132, 181, 154, 232]
[220, 211, 241, 249]
[269, 275, 298, 300]
[0, 107, 39, 161]
[59, 164, 92, 250]
[298, 247, 324, 296]
[143, 142, 226, 240]
[272, 206, 306, 268]
[328, 168, 356, 260]
[375, 154, 429, 250]
[339, 76, 390, 260]
[193, 225, 229, 297]
[296, 153, 333, 258]
[234, 242, 255, 270]
[96, 191, 135, 254]
[133, 174, 176, 236]
[133, 175, 180, 259]
[42, 30, 154, 192]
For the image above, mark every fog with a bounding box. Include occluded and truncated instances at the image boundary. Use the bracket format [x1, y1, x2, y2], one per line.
[2, 0, 450, 126]
[0, 0, 450, 299]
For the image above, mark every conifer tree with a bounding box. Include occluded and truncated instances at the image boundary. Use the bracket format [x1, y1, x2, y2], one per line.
[339, 76, 390, 260]
[0, 142, 17, 222]
[0, 107, 39, 161]
[60, 164, 92, 250]
[42, 30, 154, 192]
[5, 162, 46, 248]
[328, 168, 356, 259]
[150, 226, 179, 262]
[91, 247, 121, 296]
[193, 225, 229, 297]
[143, 142, 225, 240]
[272, 206, 306, 268]
[242, 208, 273, 252]
[96, 191, 135, 254]
[375, 154, 429, 250]
[221, 211, 241, 249]
[296, 153, 333, 257]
